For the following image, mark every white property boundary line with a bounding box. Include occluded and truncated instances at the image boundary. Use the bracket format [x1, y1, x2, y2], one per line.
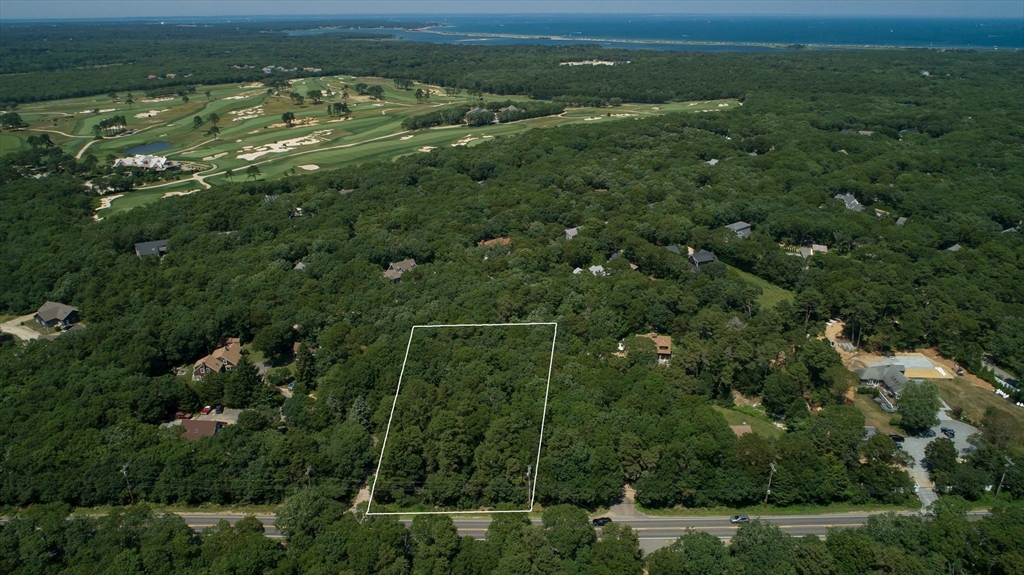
[366, 322, 558, 516]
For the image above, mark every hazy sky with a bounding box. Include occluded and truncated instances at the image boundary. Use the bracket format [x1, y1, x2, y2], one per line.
[1, 0, 1021, 20]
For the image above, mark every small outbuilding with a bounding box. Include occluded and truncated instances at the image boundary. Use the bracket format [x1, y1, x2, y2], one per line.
[564, 227, 580, 240]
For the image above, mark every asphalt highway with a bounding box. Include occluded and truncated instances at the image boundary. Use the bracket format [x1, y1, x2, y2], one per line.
[176, 511, 908, 552]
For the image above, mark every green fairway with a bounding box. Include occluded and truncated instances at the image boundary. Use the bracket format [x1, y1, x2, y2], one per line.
[0, 132, 27, 155]
[727, 264, 795, 308]
[10, 75, 737, 216]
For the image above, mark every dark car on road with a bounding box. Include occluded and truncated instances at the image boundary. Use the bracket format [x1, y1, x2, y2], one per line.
[916, 429, 936, 438]
[941, 427, 955, 438]
[730, 514, 750, 524]
[592, 517, 612, 527]
[889, 434, 905, 443]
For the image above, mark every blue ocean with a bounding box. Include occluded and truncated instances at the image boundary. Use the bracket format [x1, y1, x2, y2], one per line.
[291, 14, 1024, 51]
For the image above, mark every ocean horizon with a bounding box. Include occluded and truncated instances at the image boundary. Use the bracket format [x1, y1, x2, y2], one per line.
[3, 14, 1021, 51]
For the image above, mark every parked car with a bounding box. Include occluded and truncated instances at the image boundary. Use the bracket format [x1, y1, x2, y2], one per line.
[730, 514, 750, 524]
[174, 411, 192, 420]
[215, 405, 224, 414]
[941, 427, 955, 438]
[592, 517, 612, 527]
[889, 434, 905, 443]
[200, 406, 212, 415]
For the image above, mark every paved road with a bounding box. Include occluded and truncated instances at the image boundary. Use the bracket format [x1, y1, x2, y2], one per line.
[177, 512, 910, 552]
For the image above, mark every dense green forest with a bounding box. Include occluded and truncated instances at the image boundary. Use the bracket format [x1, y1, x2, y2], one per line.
[372, 325, 556, 511]
[2, 499, 1023, 574]
[2, 33, 1023, 519]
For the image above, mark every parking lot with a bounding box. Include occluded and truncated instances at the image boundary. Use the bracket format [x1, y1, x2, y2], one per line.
[899, 400, 980, 508]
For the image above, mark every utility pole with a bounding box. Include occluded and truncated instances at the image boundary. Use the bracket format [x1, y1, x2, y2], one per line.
[526, 465, 532, 506]
[763, 462, 776, 509]
[994, 457, 1014, 500]
[305, 465, 312, 487]
[121, 463, 135, 505]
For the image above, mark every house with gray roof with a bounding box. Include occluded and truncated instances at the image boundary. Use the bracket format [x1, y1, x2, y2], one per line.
[725, 221, 751, 238]
[135, 239, 169, 258]
[665, 245, 681, 255]
[564, 227, 580, 240]
[946, 244, 962, 252]
[856, 365, 909, 399]
[835, 193, 865, 212]
[688, 249, 718, 270]
[34, 301, 80, 329]
[896, 217, 908, 226]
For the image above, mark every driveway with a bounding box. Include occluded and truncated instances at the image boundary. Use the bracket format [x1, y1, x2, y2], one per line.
[0, 315, 43, 341]
[899, 399, 980, 510]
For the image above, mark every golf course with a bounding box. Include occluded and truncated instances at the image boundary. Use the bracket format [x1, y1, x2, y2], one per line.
[1, 75, 737, 216]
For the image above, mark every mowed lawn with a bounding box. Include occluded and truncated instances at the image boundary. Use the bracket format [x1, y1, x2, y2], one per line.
[932, 377, 1023, 429]
[713, 406, 785, 439]
[853, 392, 901, 435]
[726, 265, 795, 308]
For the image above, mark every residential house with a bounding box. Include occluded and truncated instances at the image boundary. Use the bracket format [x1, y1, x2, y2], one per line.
[665, 245, 681, 255]
[725, 221, 751, 238]
[588, 265, 606, 277]
[812, 244, 828, 254]
[636, 333, 672, 364]
[946, 244, 962, 252]
[835, 193, 865, 212]
[383, 258, 417, 282]
[135, 239, 169, 258]
[564, 227, 580, 240]
[193, 338, 243, 380]
[855, 365, 909, 399]
[34, 301, 80, 328]
[798, 246, 814, 259]
[706, 159, 719, 166]
[896, 217, 908, 226]
[689, 249, 718, 270]
[181, 420, 223, 440]
[293, 261, 306, 270]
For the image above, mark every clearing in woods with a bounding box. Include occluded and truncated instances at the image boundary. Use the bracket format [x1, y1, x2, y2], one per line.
[367, 323, 557, 515]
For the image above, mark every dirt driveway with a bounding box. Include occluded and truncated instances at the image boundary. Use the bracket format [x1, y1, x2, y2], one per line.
[0, 315, 43, 341]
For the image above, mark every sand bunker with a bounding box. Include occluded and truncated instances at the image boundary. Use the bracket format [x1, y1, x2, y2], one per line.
[400, 135, 414, 140]
[583, 117, 602, 121]
[718, 103, 729, 107]
[419, 146, 437, 152]
[230, 105, 264, 121]
[236, 130, 333, 161]
[95, 194, 123, 214]
[135, 109, 169, 118]
[452, 135, 478, 147]
[202, 152, 228, 161]
[97, 108, 116, 113]
[299, 164, 320, 171]
[162, 189, 200, 198]
[141, 97, 175, 103]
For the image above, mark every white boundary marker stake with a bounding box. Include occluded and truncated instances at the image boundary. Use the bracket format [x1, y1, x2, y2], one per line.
[365, 322, 558, 516]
